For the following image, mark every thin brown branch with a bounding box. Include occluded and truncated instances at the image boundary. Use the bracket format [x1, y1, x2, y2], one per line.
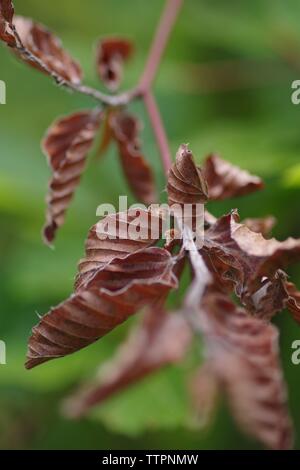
[139, 0, 184, 173]
[11, 24, 140, 107]
[11, 0, 183, 173]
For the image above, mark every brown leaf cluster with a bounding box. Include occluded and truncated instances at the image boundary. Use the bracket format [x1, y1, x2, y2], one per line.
[0, 1, 155, 243]
[26, 143, 300, 449]
[3, 0, 298, 450]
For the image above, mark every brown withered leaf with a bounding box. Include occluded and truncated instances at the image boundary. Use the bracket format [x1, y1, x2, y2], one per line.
[43, 110, 102, 244]
[96, 37, 133, 91]
[248, 270, 289, 320]
[201, 291, 293, 450]
[231, 214, 300, 282]
[75, 208, 162, 291]
[0, 0, 14, 23]
[96, 110, 114, 158]
[189, 363, 219, 429]
[284, 281, 300, 324]
[168, 144, 208, 207]
[0, 19, 15, 46]
[0, 0, 15, 46]
[203, 210, 300, 314]
[179, 228, 293, 449]
[63, 307, 191, 418]
[203, 154, 264, 200]
[185, 285, 293, 450]
[26, 247, 178, 370]
[111, 112, 157, 205]
[13, 16, 83, 84]
[243, 216, 276, 238]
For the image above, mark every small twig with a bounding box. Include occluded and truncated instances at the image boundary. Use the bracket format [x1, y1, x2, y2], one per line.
[10, 0, 183, 172]
[143, 91, 172, 172]
[139, 0, 184, 93]
[139, 0, 184, 173]
[11, 24, 140, 107]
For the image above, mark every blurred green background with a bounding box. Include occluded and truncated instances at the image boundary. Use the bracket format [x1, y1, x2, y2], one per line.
[1, 0, 300, 450]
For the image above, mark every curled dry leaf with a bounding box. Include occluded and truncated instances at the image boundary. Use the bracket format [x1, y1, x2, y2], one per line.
[189, 363, 219, 429]
[284, 281, 300, 324]
[96, 37, 133, 91]
[242, 216, 276, 238]
[179, 227, 293, 449]
[200, 291, 293, 450]
[230, 214, 300, 281]
[13, 16, 83, 84]
[203, 210, 300, 316]
[111, 112, 157, 205]
[42, 110, 102, 244]
[203, 154, 264, 200]
[26, 247, 178, 369]
[0, 0, 14, 22]
[249, 270, 289, 320]
[168, 144, 208, 207]
[63, 307, 191, 418]
[0, 0, 15, 46]
[75, 208, 162, 291]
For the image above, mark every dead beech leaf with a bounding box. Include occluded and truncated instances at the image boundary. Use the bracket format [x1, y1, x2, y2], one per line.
[248, 270, 289, 320]
[96, 111, 114, 159]
[189, 363, 219, 429]
[168, 144, 208, 207]
[201, 291, 293, 450]
[0, 0, 14, 23]
[63, 307, 191, 417]
[231, 215, 300, 281]
[243, 216, 276, 238]
[178, 228, 293, 449]
[203, 210, 300, 314]
[13, 16, 83, 84]
[0, 0, 15, 46]
[26, 247, 178, 370]
[75, 208, 162, 291]
[111, 112, 157, 205]
[96, 37, 133, 91]
[203, 154, 264, 200]
[284, 281, 300, 324]
[0, 18, 15, 45]
[43, 110, 102, 244]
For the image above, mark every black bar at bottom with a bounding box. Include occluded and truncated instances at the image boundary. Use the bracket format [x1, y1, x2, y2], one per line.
[0, 450, 298, 465]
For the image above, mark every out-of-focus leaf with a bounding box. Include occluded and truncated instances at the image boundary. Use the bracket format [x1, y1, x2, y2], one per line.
[0, 0, 15, 45]
[63, 307, 191, 417]
[111, 112, 157, 205]
[96, 37, 133, 91]
[189, 363, 219, 429]
[199, 290, 293, 450]
[0, 0, 14, 23]
[92, 366, 190, 437]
